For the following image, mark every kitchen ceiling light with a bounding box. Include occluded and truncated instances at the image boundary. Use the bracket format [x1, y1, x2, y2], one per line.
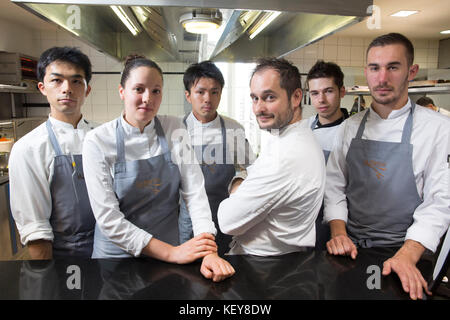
[180, 10, 222, 34]
[440, 30, 450, 34]
[390, 10, 419, 17]
[111, 5, 141, 36]
[248, 11, 281, 40]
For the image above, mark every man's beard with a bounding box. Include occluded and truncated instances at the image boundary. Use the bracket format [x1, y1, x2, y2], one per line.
[256, 102, 295, 131]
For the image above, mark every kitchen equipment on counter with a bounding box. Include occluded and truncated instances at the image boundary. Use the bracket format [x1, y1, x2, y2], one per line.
[0, 152, 9, 173]
[0, 138, 14, 152]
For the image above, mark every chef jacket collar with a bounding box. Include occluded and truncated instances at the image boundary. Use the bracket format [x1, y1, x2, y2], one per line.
[48, 114, 91, 130]
[119, 111, 155, 135]
[369, 98, 412, 120]
[188, 111, 219, 128]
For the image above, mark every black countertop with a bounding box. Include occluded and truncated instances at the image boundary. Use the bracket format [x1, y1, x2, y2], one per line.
[0, 248, 446, 301]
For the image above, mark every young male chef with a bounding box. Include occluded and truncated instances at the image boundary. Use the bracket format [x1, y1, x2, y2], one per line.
[217, 57, 326, 256]
[9, 47, 96, 259]
[178, 60, 255, 256]
[324, 33, 450, 300]
[304, 60, 349, 249]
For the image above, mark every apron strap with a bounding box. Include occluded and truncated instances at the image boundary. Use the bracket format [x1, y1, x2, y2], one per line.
[182, 113, 189, 127]
[218, 115, 227, 164]
[400, 102, 415, 144]
[355, 102, 415, 143]
[355, 109, 371, 139]
[153, 116, 172, 164]
[115, 117, 126, 163]
[46, 119, 63, 156]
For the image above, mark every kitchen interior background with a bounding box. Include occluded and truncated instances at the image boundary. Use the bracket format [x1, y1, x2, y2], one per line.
[0, 7, 449, 153]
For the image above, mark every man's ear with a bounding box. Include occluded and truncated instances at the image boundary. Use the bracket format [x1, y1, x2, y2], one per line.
[340, 86, 346, 98]
[291, 88, 303, 108]
[185, 90, 192, 104]
[408, 64, 419, 81]
[85, 84, 92, 97]
[37, 82, 47, 96]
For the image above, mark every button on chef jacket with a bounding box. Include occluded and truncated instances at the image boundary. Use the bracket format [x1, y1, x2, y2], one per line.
[9, 115, 97, 245]
[82, 114, 217, 257]
[324, 99, 450, 252]
[218, 121, 326, 256]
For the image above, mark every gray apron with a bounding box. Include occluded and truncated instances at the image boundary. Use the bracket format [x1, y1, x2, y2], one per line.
[178, 114, 235, 255]
[310, 117, 331, 163]
[92, 116, 181, 258]
[310, 117, 330, 250]
[46, 119, 95, 258]
[345, 103, 423, 248]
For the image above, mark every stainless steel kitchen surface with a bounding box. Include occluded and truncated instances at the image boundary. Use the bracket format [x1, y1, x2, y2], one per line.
[12, 0, 371, 64]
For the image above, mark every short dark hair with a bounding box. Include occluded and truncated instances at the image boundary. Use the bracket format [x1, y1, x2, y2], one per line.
[416, 96, 434, 106]
[37, 46, 92, 83]
[366, 33, 415, 66]
[251, 57, 302, 102]
[120, 54, 163, 87]
[306, 60, 344, 89]
[183, 61, 224, 92]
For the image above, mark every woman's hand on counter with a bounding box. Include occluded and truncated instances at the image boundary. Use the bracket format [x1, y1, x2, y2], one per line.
[200, 252, 235, 282]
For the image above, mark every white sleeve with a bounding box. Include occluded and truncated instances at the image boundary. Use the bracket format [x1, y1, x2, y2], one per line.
[82, 136, 152, 257]
[170, 128, 217, 236]
[323, 122, 350, 223]
[405, 126, 450, 252]
[217, 158, 292, 236]
[9, 141, 54, 245]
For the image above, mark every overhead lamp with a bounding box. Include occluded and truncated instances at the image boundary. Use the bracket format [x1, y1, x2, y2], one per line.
[111, 5, 142, 36]
[179, 10, 222, 34]
[440, 30, 450, 34]
[390, 10, 419, 17]
[248, 11, 281, 40]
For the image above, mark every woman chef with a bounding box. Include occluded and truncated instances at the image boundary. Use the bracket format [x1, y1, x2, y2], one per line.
[82, 55, 234, 282]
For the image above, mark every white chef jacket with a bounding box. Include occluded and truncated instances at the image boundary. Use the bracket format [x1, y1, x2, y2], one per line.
[217, 120, 326, 256]
[82, 114, 217, 257]
[324, 99, 450, 252]
[183, 112, 255, 179]
[9, 115, 97, 245]
[304, 109, 348, 155]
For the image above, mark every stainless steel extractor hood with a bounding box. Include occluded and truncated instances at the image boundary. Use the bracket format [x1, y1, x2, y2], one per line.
[12, 0, 372, 64]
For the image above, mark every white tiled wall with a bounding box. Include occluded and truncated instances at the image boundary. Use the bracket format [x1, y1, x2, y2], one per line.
[286, 35, 441, 73]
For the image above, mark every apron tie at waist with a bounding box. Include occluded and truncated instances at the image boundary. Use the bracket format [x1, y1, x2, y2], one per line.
[357, 238, 373, 248]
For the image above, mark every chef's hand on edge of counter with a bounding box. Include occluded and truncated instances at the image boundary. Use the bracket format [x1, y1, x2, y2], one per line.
[382, 239, 432, 300]
[326, 219, 358, 260]
[142, 232, 217, 264]
[200, 252, 235, 282]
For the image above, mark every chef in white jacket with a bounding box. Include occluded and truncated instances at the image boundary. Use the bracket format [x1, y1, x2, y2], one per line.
[82, 55, 234, 282]
[304, 60, 349, 249]
[218, 57, 326, 256]
[9, 47, 96, 259]
[178, 61, 255, 256]
[324, 33, 450, 300]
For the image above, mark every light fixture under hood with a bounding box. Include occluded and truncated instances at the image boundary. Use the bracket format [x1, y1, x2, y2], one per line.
[111, 5, 142, 36]
[248, 11, 281, 40]
[179, 9, 222, 34]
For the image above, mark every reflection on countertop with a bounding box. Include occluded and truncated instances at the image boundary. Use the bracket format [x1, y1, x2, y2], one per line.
[0, 248, 445, 301]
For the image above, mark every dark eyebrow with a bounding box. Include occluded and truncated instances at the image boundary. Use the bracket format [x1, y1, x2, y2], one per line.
[50, 72, 84, 79]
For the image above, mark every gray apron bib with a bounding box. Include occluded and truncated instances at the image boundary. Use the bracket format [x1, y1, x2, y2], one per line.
[92, 116, 181, 258]
[46, 119, 95, 258]
[310, 117, 330, 250]
[310, 117, 331, 163]
[345, 103, 423, 248]
[179, 114, 235, 255]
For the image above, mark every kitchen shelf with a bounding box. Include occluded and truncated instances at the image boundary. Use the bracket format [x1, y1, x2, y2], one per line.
[346, 85, 450, 96]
